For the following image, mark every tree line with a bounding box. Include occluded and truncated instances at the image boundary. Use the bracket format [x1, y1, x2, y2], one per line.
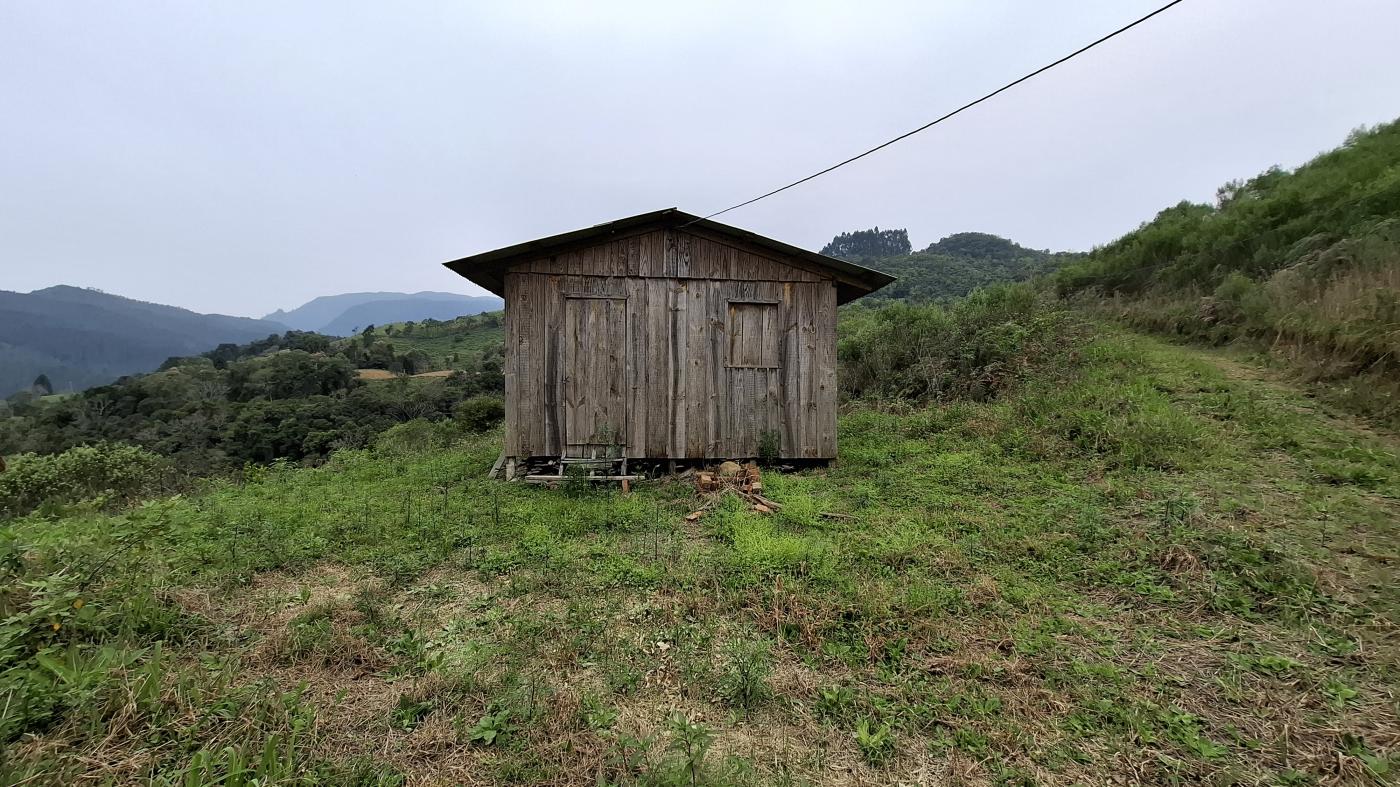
[0, 323, 506, 478]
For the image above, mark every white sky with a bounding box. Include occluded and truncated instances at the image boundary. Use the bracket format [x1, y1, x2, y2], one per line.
[2, 0, 1398, 317]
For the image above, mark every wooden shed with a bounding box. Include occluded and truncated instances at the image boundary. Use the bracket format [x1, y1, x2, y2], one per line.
[444, 208, 893, 476]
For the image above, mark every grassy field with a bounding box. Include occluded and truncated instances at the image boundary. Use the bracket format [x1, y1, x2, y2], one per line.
[3, 328, 1397, 785]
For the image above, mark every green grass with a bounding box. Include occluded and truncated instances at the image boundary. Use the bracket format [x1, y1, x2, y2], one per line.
[3, 329, 1397, 784]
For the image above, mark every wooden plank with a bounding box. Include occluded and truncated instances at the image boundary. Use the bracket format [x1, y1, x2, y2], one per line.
[639, 230, 665, 277]
[815, 283, 839, 457]
[671, 280, 689, 458]
[777, 282, 797, 457]
[681, 230, 827, 282]
[662, 230, 675, 277]
[542, 275, 562, 456]
[793, 282, 814, 458]
[674, 231, 691, 277]
[683, 279, 707, 456]
[512, 273, 544, 457]
[625, 277, 646, 457]
[643, 278, 669, 457]
[526, 476, 641, 481]
[626, 236, 641, 277]
[502, 273, 520, 457]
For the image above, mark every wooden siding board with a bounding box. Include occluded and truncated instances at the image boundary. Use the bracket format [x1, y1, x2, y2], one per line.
[642, 279, 667, 457]
[778, 282, 797, 457]
[542, 276, 562, 456]
[671, 280, 688, 458]
[816, 283, 838, 457]
[683, 281, 705, 456]
[522, 230, 830, 284]
[502, 274, 520, 456]
[625, 277, 646, 456]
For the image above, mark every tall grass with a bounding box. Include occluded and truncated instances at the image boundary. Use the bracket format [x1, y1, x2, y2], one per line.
[1056, 120, 1400, 425]
[838, 283, 1087, 403]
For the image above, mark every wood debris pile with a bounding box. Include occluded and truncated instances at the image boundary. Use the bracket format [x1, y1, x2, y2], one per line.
[687, 461, 783, 519]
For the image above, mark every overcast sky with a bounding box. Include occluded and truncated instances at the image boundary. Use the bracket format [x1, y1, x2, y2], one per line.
[3, 1, 1398, 318]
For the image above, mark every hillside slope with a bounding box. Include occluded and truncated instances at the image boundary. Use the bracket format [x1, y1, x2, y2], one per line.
[0, 286, 287, 396]
[1055, 118, 1400, 424]
[0, 312, 506, 471]
[4, 326, 1396, 784]
[341, 311, 504, 370]
[264, 291, 502, 335]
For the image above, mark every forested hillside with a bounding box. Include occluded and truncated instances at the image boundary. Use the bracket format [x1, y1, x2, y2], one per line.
[822, 227, 1081, 302]
[0, 314, 505, 479]
[0, 286, 288, 396]
[339, 312, 504, 369]
[1056, 119, 1400, 425]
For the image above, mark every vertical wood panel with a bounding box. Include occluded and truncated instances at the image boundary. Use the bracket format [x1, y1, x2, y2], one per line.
[542, 275, 562, 455]
[671, 280, 689, 457]
[643, 278, 670, 457]
[815, 283, 838, 457]
[502, 274, 520, 457]
[503, 251, 839, 460]
[625, 277, 647, 456]
[682, 280, 705, 456]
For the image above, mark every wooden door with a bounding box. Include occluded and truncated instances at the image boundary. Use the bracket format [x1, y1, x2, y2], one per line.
[562, 296, 627, 450]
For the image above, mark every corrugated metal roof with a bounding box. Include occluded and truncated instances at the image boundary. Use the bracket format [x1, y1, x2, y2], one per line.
[442, 208, 896, 305]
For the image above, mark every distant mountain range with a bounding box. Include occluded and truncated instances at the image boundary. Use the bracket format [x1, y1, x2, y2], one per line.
[264, 291, 502, 335]
[0, 286, 287, 396]
[0, 287, 505, 397]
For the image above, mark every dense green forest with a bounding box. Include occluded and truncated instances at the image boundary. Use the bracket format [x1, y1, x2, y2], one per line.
[0, 315, 505, 488]
[1056, 119, 1400, 424]
[823, 228, 1081, 302]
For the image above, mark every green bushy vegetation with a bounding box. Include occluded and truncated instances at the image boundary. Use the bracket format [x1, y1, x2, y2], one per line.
[824, 228, 1082, 303]
[838, 283, 1086, 401]
[3, 316, 1395, 782]
[1056, 119, 1400, 425]
[345, 312, 505, 370]
[0, 442, 173, 518]
[0, 320, 505, 475]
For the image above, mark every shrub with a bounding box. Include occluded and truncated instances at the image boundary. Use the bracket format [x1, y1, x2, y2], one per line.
[838, 283, 1086, 402]
[373, 419, 457, 456]
[453, 396, 505, 433]
[0, 443, 172, 518]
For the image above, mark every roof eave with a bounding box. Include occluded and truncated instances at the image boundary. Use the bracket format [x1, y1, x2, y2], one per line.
[442, 208, 896, 304]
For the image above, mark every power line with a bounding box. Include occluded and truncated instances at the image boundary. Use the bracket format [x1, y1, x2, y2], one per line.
[690, 0, 1188, 225]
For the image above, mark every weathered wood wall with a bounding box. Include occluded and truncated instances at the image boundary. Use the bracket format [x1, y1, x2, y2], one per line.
[502, 228, 838, 460]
